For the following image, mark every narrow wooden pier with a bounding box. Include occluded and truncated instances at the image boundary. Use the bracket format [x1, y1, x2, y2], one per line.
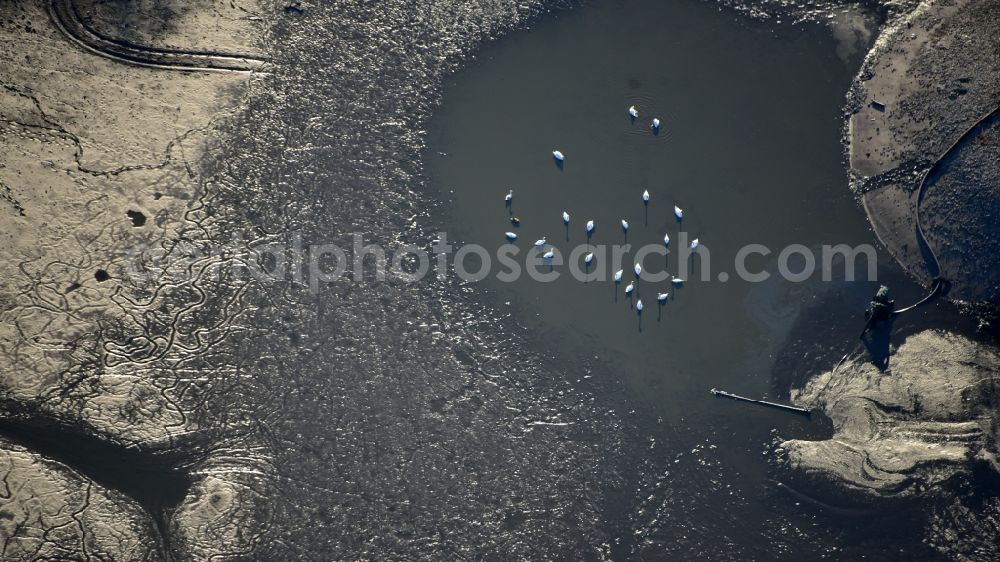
[710, 388, 811, 417]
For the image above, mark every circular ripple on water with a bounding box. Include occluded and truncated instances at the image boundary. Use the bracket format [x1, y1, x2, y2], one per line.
[620, 92, 676, 144]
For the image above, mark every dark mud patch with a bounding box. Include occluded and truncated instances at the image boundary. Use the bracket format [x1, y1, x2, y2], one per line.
[127, 209, 147, 226]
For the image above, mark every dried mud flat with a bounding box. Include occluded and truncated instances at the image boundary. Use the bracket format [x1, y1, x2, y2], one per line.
[0, 1, 275, 559]
[781, 330, 1000, 559]
[0, 0, 997, 560]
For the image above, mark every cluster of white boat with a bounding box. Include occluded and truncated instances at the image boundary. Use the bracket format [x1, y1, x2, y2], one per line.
[501, 106, 700, 316]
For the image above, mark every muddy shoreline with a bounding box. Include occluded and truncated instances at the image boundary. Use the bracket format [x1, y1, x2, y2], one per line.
[0, 0, 997, 559]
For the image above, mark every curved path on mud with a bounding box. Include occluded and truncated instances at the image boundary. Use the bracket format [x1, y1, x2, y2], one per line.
[48, 0, 267, 72]
[892, 103, 1000, 313]
[913, 104, 1000, 282]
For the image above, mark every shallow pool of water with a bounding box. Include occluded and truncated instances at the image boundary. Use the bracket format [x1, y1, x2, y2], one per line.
[425, 0, 955, 557]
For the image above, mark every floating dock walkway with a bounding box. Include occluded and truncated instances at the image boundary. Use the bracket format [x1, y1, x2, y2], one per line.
[710, 388, 811, 417]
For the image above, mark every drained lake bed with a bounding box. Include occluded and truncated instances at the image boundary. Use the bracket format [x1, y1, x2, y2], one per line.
[3, 0, 993, 559]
